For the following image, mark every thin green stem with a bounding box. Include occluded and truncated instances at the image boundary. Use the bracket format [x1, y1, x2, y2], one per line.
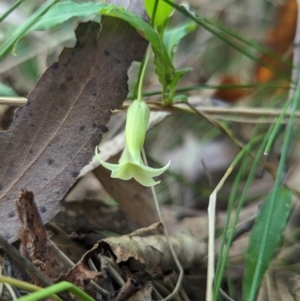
[142, 149, 184, 301]
[137, 49, 152, 101]
[15, 281, 95, 301]
[151, 0, 160, 26]
[264, 97, 292, 155]
[0, 0, 27, 23]
[132, 56, 146, 99]
[0, 275, 63, 301]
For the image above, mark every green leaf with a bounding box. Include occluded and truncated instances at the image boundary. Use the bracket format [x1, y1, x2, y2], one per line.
[32, 2, 107, 30]
[165, 68, 191, 104]
[172, 94, 188, 102]
[99, 5, 175, 91]
[144, 0, 173, 32]
[1, 1, 175, 98]
[243, 187, 292, 300]
[164, 22, 196, 59]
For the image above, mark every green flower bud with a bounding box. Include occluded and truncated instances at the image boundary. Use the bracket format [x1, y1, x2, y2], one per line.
[96, 100, 170, 187]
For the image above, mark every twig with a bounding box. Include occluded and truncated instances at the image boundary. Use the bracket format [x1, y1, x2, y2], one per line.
[8, 95, 300, 121]
[142, 149, 184, 301]
[0, 97, 28, 106]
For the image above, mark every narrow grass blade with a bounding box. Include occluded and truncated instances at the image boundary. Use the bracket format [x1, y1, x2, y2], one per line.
[243, 187, 292, 300]
[161, 0, 292, 83]
[0, 0, 27, 23]
[0, 0, 58, 60]
[15, 281, 95, 301]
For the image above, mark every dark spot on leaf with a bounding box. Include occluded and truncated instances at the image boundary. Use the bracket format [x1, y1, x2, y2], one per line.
[60, 83, 67, 90]
[39, 206, 47, 213]
[116, 59, 121, 64]
[29, 113, 33, 116]
[79, 125, 85, 131]
[29, 150, 33, 154]
[72, 171, 79, 178]
[92, 92, 97, 96]
[56, 191, 60, 194]
[8, 211, 15, 218]
[52, 62, 59, 69]
[31, 124, 34, 127]
[92, 106, 95, 109]
[100, 125, 108, 133]
[26, 101, 31, 106]
[0, 184, 2, 191]
[93, 123, 97, 128]
[47, 159, 55, 165]
[66, 75, 74, 81]
[104, 50, 110, 57]
[43, 178, 47, 181]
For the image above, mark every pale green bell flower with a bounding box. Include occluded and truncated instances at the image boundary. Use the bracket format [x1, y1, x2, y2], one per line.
[96, 99, 170, 187]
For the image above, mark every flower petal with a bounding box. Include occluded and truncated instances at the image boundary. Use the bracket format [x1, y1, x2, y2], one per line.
[132, 168, 160, 187]
[138, 160, 171, 177]
[95, 147, 120, 171]
[111, 163, 135, 180]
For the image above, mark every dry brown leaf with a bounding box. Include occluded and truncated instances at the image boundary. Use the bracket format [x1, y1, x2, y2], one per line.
[56, 255, 100, 288]
[83, 232, 206, 278]
[0, 1, 148, 243]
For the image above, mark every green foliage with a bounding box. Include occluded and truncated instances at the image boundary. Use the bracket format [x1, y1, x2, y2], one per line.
[164, 22, 196, 59]
[32, 2, 107, 30]
[243, 187, 292, 300]
[161, 0, 293, 82]
[98, 5, 175, 101]
[2, 1, 297, 300]
[1, 1, 178, 103]
[213, 133, 266, 301]
[144, 0, 173, 33]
